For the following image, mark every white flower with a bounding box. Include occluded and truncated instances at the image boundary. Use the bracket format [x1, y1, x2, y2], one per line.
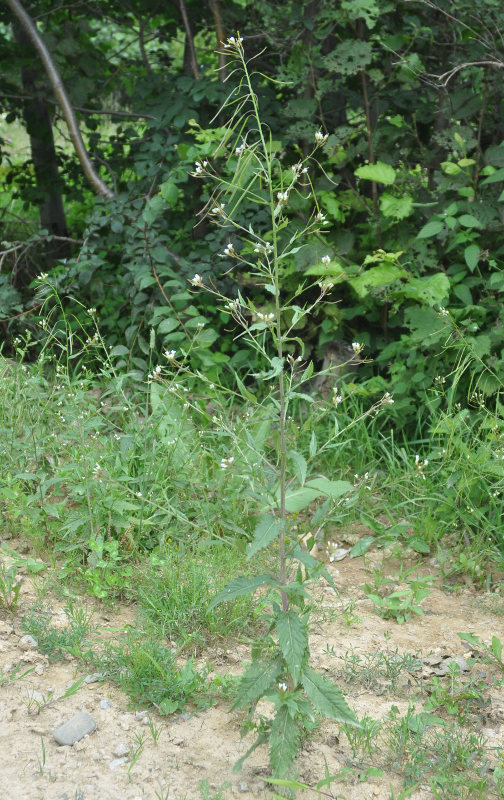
[332, 387, 343, 405]
[277, 190, 289, 203]
[87, 307, 96, 315]
[315, 130, 328, 145]
[318, 281, 334, 291]
[136, 491, 143, 498]
[211, 203, 226, 216]
[278, 682, 288, 692]
[189, 274, 203, 287]
[382, 392, 394, 404]
[164, 349, 176, 361]
[220, 456, 235, 469]
[439, 306, 449, 316]
[352, 342, 363, 354]
[257, 312, 275, 323]
[223, 242, 236, 257]
[36, 272, 48, 281]
[315, 211, 329, 225]
[235, 143, 245, 156]
[321, 255, 331, 265]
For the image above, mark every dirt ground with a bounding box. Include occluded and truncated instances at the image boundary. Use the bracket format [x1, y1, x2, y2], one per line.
[1, 543, 503, 800]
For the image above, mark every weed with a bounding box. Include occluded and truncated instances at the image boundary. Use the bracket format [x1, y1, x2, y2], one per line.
[422, 662, 489, 723]
[22, 601, 95, 661]
[147, 715, 163, 745]
[362, 568, 434, 624]
[92, 630, 207, 715]
[334, 647, 422, 694]
[458, 631, 504, 673]
[0, 561, 22, 612]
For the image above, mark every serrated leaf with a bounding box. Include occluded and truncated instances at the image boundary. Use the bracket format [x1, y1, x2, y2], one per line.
[305, 477, 353, 498]
[232, 659, 282, 710]
[309, 431, 318, 458]
[209, 574, 277, 609]
[246, 515, 282, 561]
[350, 536, 375, 557]
[417, 219, 444, 239]
[269, 706, 299, 777]
[458, 214, 483, 229]
[275, 611, 308, 685]
[302, 667, 359, 725]
[379, 193, 414, 220]
[232, 733, 267, 774]
[355, 161, 396, 185]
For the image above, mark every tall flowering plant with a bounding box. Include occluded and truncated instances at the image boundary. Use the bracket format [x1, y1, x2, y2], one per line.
[185, 34, 394, 779]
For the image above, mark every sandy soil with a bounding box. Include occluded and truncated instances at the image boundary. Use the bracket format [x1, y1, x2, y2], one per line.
[0, 544, 503, 800]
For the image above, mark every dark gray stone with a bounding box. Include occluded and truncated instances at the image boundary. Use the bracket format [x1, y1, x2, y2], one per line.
[53, 712, 96, 746]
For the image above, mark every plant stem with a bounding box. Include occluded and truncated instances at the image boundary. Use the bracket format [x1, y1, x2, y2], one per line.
[241, 51, 288, 608]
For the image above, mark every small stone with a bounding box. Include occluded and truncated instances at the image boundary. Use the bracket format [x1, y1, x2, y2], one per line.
[135, 711, 147, 721]
[54, 712, 97, 746]
[113, 742, 130, 758]
[237, 782, 249, 793]
[18, 634, 38, 651]
[100, 699, 111, 709]
[84, 673, 104, 684]
[109, 756, 128, 770]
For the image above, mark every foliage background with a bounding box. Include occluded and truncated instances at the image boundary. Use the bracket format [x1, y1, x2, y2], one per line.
[1, 0, 504, 432]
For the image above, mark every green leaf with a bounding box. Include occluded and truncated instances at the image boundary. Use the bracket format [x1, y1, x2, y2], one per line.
[409, 536, 430, 554]
[269, 706, 299, 777]
[232, 659, 282, 710]
[287, 450, 307, 486]
[246, 515, 282, 561]
[350, 536, 375, 557]
[275, 611, 308, 685]
[305, 477, 353, 498]
[209, 574, 278, 609]
[350, 264, 406, 299]
[269, 706, 299, 778]
[458, 632, 480, 647]
[309, 431, 318, 458]
[283, 487, 322, 513]
[481, 167, 504, 185]
[160, 179, 179, 206]
[417, 219, 444, 239]
[157, 318, 180, 334]
[235, 374, 256, 403]
[379, 193, 414, 219]
[458, 214, 483, 229]
[355, 161, 396, 185]
[491, 636, 503, 663]
[302, 667, 359, 725]
[464, 244, 480, 271]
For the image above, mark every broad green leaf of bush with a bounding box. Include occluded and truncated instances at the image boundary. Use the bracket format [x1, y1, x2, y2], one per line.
[288, 450, 307, 486]
[269, 706, 299, 777]
[417, 219, 444, 239]
[355, 161, 396, 185]
[464, 244, 480, 271]
[349, 264, 406, 299]
[275, 610, 308, 685]
[231, 658, 282, 710]
[246, 514, 283, 561]
[302, 666, 360, 725]
[379, 193, 414, 219]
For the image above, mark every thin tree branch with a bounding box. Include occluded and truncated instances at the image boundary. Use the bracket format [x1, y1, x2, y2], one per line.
[6, 0, 114, 198]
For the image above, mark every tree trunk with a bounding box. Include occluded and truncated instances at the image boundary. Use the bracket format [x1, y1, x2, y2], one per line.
[14, 23, 70, 270]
